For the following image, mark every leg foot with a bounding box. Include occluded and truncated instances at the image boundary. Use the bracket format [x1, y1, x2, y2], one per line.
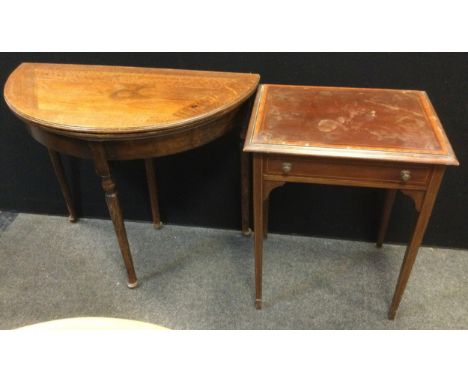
[388, 168, 445, 318]
[255, 299, 262, 310]
[127, 280, 139, 289]
[242, 227, 252, 237]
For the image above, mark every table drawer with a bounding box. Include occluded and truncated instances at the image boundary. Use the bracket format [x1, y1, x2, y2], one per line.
[265, 156, 431, 187]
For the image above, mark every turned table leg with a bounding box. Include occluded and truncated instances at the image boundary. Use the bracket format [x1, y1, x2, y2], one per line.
[89, 143, 138, 288]
[144, 158, 162, 229]
[47, 149, 77, 223]
[376, 189, 397, 248]
[388, 167, 445, 319]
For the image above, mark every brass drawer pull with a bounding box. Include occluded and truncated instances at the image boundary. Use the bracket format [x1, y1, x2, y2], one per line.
[282, 162, 292, 174]
[400, 170, 411, 182]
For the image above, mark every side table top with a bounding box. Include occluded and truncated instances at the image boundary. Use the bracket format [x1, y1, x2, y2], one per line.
[244, 84, 458, 165]
[4, 63, 259, 137]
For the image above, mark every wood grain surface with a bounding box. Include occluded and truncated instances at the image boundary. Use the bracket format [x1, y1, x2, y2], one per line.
[4, 63, 259, 137]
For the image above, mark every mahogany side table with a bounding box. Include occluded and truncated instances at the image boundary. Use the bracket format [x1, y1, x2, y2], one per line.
[4, 63, 259, 288]
[244, 84, 458, 319]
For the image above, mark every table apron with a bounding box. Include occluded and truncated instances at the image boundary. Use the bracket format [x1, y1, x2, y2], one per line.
[25, 111, 238, 160]
[263, 155, 434, 190]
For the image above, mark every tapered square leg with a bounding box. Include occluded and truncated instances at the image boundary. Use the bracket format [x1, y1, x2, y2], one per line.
[263, 196, 269, 238]
[47, 149, 77, 223]
[241, 149, 252, 236]
[90, 143, 138, 288]
[388, 167, 445, 319]
[253, 154, 264, 309]
[376, 189, 397, 247]
[144, 158, 162, 229]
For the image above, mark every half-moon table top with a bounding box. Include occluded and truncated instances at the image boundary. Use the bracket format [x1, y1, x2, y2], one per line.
[4, 63, 260, 137]
[244, 84, 458, 166]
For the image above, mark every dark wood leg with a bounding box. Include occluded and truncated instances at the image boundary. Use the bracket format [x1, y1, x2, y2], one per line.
[388, 167, 445, 319]
[376, 189, 397, 248]
[253, 154, 264, 309]
[144, 158, 162, 229]
[263, 196, 269, 238]
[47, 149, 77, 223]
[89, 143, 138, 289]
[241, 149, 252, 236]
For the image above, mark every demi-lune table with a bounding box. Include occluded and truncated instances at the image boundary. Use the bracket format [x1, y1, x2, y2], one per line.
[4, 63, 259, 288]
[244, 84, 458, 318]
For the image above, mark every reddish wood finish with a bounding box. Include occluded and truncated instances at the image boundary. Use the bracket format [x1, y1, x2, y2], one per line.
[265, 156, 431, 189]
[388, 167, 446, 319]
[239, 123, 252, 236]
[246, 84, 458, 318]
[240, 145, 252, 236]
[245, 85, 458, 166]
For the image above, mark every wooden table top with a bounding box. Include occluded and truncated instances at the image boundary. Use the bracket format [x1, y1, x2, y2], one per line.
[4, 63, 259, 137]
[244, 85, 458, 165]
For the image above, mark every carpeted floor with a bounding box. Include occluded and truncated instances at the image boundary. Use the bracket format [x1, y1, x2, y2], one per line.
[0, 212, 467, 329]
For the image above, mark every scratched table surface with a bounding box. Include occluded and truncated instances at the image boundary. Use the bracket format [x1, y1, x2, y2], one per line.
[245, 85, 457, 165]
[4, 63, 259, 137]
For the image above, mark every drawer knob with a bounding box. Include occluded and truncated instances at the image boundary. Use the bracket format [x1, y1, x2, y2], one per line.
[282, 162, 292, 174]
[400, 170, 411, 182]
